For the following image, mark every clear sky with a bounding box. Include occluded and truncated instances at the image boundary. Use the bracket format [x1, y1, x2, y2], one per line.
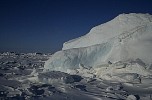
[0, 0, 152, 53]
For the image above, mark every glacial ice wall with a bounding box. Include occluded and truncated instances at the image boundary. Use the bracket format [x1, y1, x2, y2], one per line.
[44, 42, 112, 72]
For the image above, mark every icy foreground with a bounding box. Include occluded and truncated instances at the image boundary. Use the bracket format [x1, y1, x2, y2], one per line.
[0, 52, 152, 100]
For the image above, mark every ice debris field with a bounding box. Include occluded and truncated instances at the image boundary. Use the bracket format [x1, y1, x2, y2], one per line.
[1, 13, 152, 100]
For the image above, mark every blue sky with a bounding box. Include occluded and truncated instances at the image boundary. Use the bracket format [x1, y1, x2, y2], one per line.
[0, 0, 152, 53]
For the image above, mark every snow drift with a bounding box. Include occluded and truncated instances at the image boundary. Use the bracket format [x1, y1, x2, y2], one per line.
[44, 13, 152, 73]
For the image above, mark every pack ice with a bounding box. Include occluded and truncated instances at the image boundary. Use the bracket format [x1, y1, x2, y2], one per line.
[44, 13, 152, 78]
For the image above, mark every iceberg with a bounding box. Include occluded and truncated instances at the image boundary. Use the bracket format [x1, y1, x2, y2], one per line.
[44, 13, 152, 72]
